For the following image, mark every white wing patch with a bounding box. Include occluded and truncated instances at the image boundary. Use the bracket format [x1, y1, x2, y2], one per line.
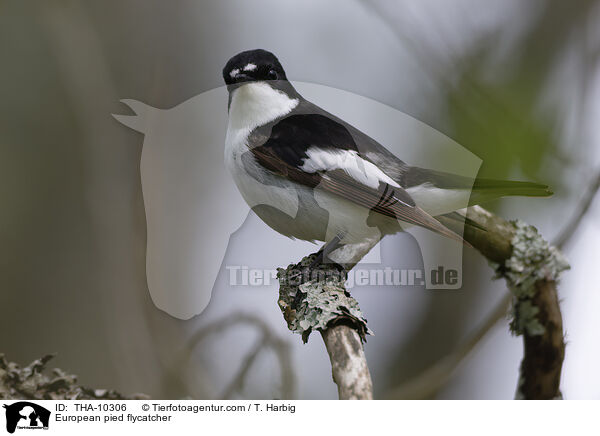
[229, 68, 240, 78]
[300, 148, 400, 189]
[243, 63, 257, 72]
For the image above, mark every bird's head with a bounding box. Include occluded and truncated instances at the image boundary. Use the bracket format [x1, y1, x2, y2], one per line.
[222, 49, 288, 90]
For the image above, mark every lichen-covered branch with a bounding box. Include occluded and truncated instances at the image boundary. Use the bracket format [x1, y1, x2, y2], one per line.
[461, 206, 569, 399]
[277, 254, 373, 400]
[516, 279, 565, 399]
[0, 354, 148, 400]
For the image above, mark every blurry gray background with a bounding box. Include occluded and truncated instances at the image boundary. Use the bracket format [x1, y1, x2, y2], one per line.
[1, 0, 599, 399]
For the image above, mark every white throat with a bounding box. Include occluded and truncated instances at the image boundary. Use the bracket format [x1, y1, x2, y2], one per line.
[227, 82, 299, 132]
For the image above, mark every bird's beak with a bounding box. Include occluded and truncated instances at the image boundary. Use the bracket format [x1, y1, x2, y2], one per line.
[234, 73, 253, 82]
[227, 73, 254, 93]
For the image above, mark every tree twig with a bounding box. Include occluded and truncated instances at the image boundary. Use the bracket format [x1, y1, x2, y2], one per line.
[321, 326, 373, 400]
[0, 354, 148, 400]
[277, 254, 373, 399]
[554, 169, 600, 249]
[384, 293, 511, 399]
[220, 337, 268, 400]
[462, 206, 568, 399]
[516, 279, 564, 399]
[181, 313, 295, 400]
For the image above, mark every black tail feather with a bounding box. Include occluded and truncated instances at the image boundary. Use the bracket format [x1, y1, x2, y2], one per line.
[472, 179, 553, 197]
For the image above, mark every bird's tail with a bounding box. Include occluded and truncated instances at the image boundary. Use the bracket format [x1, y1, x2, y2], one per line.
[468, 179, 552, 206]
[427, 179, 551, 242]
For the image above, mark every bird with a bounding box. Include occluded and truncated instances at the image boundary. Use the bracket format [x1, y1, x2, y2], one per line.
[222, 49, 551, 269]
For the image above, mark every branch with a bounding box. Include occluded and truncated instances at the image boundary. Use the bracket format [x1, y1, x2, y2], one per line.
[517, 279, 564, 398]
[182, 313, 295, 400]
[462, 206, 569, 399]
[384, 294, 511, 399]
[220, 337, 268, 400]
[388, 170, 597, 399]
[0, 354, 148, 400]
[321, 326, 373, 400]
[277, 254, 373, 400]
[553, 169, 600, 249]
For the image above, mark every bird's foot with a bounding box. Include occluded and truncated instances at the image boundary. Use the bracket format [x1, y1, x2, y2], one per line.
[308, 250, 346, 273]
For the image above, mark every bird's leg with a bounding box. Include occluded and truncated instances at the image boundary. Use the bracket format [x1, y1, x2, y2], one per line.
[287, 234, 346, 280]
[309, 233, 347, 272]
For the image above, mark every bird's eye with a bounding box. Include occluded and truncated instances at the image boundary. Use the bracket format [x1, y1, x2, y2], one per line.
[267, 69, 278, 80]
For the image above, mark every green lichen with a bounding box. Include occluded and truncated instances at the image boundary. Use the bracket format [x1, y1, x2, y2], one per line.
[511, 300, 545, 336]
[277, 254, 371, 343]
[493, 220, 569, 336]
[0, 354, 148, 400]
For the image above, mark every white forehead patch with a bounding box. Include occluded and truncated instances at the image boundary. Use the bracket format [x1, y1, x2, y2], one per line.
[229, 68, 240, 78]
[243, 63, 257, 72]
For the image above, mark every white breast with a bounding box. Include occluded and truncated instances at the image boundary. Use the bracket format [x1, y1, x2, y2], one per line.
[226, 82, 299, 132]
[225, 82, 301, 220]
[225, 82, 299, 172]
